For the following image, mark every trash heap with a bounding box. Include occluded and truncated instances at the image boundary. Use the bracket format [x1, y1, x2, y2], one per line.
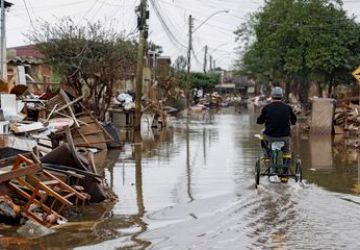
[334, 102, 360, 134]
[0, 85, 119, 227]
[197, 92, 224, 107]
[247, 95, 270, 107]
[111, 89, 170, 128]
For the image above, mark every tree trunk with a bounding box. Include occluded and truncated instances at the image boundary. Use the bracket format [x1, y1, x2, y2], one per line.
[327, 79, 333, 97]
[327, 72, 335, 98]
[299, 74, 309, 109]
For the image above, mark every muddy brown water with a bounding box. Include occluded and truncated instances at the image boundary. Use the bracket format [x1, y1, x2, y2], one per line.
[2, 106, 360, 249]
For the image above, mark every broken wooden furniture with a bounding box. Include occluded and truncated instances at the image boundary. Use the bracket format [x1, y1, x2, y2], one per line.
[46, 89, 115, 149]
[41, 142, 109, 203]
[0, 153, 88, 227]
[46, 90, 84, 127]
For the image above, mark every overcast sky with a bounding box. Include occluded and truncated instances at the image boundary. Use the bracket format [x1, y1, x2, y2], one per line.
[6, 0, 360, 71]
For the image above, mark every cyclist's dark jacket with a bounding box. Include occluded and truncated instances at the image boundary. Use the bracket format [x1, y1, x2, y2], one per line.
[256, 101, 297, 137]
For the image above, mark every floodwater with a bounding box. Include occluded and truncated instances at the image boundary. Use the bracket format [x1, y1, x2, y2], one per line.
[2, 106, 360, 249]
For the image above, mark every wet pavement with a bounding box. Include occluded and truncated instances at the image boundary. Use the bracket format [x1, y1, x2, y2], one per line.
[2, 106, 360, 249]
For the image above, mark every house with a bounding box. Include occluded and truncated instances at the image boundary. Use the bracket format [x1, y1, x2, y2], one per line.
[233, 76, 256, 98]
[7, 45, 53, 84]
[215, 70, 236, 94]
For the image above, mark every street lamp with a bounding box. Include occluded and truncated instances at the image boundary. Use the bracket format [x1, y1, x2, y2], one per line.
[185, 10, 229, 106]
[193, 10, 230, 33]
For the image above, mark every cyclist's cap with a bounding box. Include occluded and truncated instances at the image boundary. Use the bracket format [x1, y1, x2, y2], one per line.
[271, 87, 283, 99]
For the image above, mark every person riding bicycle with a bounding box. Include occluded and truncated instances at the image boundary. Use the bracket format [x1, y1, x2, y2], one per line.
[256, 87, 297, 172]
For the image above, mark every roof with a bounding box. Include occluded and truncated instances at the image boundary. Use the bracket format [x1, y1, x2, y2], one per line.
[157, 56, 171, 64]
[7, 45, 44, 64]
[8, 45, 43, 58]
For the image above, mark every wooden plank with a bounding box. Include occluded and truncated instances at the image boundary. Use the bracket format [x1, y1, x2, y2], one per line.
[72, 123, 99, 135]
[54, 111, 88, 125]
[45, 104, 58, 122]
[10, 122, 45, 134]
[73, 134, 107, 149]
[57, 91, 83, 113]
[0, 164, 40, 183]
[76, 116, 96, 124]
[42, 170, 88, 200]
[74, 140, 111, 147]
[42, 164, 102, 178]
[73, 129, 103, 137]
[27, 175, 73, 206]
[0, 152, 32, 168]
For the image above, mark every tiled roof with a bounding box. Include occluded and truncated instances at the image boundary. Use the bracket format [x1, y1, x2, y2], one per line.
[8, 45, 43, 58]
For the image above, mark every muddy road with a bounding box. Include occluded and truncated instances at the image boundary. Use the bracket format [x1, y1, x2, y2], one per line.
[2, 107, 360, 249]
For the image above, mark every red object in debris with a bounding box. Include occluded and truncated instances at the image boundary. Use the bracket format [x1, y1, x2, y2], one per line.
[39, 92, 56, 100]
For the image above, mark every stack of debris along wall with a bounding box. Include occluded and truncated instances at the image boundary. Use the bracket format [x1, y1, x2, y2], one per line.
[300, 98, 360, 138]
[333, 102, 360, 134]
[0, 86, 119, 227]
[196, 92, 224, 107]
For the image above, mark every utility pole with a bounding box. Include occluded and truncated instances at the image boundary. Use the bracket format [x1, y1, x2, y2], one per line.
[186, 15, 193, 108]
[213, 60, 216, 70]
[203, 45, 208, 73]
[0, 0, 8, 81]
[134, 0, 149, 131]
[209, 55, 213, 72]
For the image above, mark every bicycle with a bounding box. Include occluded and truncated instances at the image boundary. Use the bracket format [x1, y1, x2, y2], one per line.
[254, 134, 303, 189]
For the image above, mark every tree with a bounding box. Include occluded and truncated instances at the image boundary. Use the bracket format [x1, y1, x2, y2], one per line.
[189, 72, 220, 91]
[28, 18, 138, 121]
[235, 0, 360, 104]
[173, 55, 187, 72]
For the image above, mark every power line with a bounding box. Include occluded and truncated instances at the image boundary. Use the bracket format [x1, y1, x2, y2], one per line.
[149, 0, 187, 51]
[152, 0, 187, 39]
[22, 0, 35, 29]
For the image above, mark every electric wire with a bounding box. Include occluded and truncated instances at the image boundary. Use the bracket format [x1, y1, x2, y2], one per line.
[149, 0, 187, 52]
[22, 0, 35, 29]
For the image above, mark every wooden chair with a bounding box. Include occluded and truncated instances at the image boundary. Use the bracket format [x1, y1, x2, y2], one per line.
[6, 154, 89, 227]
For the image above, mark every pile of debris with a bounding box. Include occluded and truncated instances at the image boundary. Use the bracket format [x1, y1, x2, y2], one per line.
[110, 87, 171, 128]
[247, 95, 270, 107]
[0, 85, 119, 228]
[334, 103, 360, 134]
[197, 92, 224, 107]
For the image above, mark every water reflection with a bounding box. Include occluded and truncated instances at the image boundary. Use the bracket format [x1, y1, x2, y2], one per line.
[293, 132, 360, 194]
[308, 134, 333, 170]
[186, 120, 194, 202]
[130, 132, 150, 249]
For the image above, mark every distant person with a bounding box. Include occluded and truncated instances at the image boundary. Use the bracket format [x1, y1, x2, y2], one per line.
[256, 87, 297, 170]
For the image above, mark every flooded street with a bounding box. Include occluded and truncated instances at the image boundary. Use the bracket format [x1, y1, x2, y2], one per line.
[2, 107, 360, 249]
